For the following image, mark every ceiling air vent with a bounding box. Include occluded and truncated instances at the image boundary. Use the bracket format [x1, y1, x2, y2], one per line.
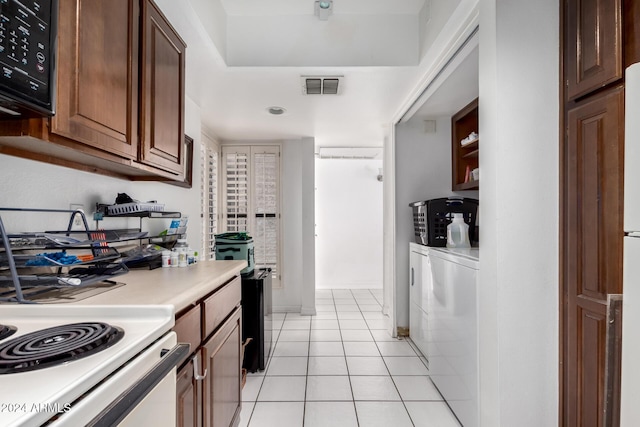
[301, 76, 343, 95]
[316, 147, 382, 159]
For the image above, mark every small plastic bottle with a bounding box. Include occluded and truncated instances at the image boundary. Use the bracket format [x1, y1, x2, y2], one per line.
[161, 250, 171, 268]
[170, 249, 179, 268]
[175, 239, 188, 267]
[446, 213, 471, 248]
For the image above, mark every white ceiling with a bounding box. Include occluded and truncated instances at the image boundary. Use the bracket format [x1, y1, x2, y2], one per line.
[219, 0, 428, 16]
[155, 0, 476, 147]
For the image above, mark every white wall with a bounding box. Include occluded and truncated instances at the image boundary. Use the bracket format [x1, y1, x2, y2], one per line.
[0, 97, 205, 253]
[478, 0, 559, 425]
[419, 0, 463, 60]
[224, 138, 316, 314]
[394, 116, 478, 327]
[226, 15, 419, 67]
[278, 137, 316, 314]
[315, 158, 383, 289]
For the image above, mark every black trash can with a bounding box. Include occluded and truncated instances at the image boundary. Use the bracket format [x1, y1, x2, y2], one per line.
[241, 268, 272, 372]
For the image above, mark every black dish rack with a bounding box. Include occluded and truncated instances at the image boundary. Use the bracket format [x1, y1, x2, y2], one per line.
[0, 208, 129, 304]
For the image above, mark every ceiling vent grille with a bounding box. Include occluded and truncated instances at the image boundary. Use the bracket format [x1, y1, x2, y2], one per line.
[316, 146, 382, 159]
[301, 76, 343, 95]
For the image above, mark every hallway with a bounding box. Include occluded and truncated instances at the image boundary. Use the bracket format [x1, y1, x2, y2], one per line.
[239, 289, 460, 427]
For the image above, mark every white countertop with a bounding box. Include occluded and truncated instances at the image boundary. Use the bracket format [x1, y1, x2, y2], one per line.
[429, 246, 479, 261]
[70, 260, 247, 313]
[428, 246, 479, 269]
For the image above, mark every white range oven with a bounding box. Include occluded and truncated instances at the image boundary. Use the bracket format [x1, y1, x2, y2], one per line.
[0, 304, 188, 427]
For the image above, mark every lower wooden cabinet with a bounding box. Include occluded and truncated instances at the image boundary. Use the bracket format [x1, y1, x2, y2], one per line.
[176, 357, 202, 427]
[203, 308, 242, 427]
[174, 276, 242, 427]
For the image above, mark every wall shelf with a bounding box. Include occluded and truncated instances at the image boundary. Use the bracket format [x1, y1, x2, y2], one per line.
[451, 98, 479, 191]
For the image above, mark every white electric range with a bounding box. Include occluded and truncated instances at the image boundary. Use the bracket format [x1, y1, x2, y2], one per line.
[0, 304, 187, 427]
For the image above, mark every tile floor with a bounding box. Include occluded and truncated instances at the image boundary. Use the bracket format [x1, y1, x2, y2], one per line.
[239, 289, 461, 427]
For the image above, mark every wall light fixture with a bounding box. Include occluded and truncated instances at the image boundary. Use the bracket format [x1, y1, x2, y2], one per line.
[314, 1, 333, 20]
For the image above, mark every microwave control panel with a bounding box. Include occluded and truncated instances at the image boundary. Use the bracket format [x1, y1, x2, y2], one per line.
[0, 0, 54, 115]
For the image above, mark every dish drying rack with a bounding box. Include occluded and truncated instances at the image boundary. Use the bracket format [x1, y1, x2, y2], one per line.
[0, 207, 131, 304]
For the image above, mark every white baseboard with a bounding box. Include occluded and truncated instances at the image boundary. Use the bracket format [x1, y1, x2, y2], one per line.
[273, 305, 302, 313]
[315, 283, 383, 290]
[301, 306, 317, 316]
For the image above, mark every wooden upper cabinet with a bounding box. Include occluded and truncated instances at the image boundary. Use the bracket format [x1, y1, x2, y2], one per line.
[51, 0, 139, 159]
[624, 0, 640, 67]
[0, 0, 186, 181]
[139, 0, 186, 175]
[566, 0, 623, 100]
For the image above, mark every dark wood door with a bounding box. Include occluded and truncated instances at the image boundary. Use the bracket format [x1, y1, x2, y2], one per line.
[563, 87, 625, 426]
[176, 356, 202, 427]
[202, 308, 242, 427]
[51, 0, 139, 159]
[565, 0, 622, 101]
[139, 0, 186, 176]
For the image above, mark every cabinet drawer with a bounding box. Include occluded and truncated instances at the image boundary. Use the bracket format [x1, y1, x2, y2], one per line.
[202, 276, 241, 340]
[174, 304, 202, 356]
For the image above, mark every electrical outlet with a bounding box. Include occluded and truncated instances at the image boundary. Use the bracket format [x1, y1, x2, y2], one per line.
[69, 204, 84, 227]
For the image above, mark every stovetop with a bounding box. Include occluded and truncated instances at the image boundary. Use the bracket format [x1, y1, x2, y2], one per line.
[0, 305, 174, 427]
[0, 324, 16, 341]
[0, 321, 125, 374]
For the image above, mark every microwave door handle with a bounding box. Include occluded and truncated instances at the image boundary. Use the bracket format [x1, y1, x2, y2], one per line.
[86, 343, 190, 427]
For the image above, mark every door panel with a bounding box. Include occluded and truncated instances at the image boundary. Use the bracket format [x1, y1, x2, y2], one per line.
[566, 0, 622, 100]
[140, 0, 185, 175]
[51, 0, 138, 158]
[203, 308, 242, 427]
[564, 87, 624, 426]
[176, 357, 201, 427]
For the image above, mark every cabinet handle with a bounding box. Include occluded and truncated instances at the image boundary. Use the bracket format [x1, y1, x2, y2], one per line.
[411, 267, 414, 286]
[193, 352, 208, 381]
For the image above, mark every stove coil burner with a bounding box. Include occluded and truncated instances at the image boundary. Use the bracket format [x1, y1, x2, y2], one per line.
[0, 324, 17, 341]
[0, 322, 124, 374]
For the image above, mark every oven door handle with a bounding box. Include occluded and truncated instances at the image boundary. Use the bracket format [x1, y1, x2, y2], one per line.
[86, 342, 190, 427]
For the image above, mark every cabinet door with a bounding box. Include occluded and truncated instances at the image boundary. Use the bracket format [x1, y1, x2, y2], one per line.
[176, 356, 202, 427]
[566, 0, 622, 100]
[564, 87, 624, 426]
[51, 0, 139, 159]
[410, 248, 431, 310]
[203, 308, 242, 427]
[140, 0, 186, 176]
[409, 249, 424, 306]
[410, 247, 431, 362]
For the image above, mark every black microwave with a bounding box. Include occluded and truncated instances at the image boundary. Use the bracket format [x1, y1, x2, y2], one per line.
[0, 0, 57, 118]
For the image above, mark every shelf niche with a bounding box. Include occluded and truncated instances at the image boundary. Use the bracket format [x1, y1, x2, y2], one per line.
[451, 98, 479, 191]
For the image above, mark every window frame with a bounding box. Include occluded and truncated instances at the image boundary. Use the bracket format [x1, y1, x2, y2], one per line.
[221, 144, 282, 288]
[201, 132, 220, 261]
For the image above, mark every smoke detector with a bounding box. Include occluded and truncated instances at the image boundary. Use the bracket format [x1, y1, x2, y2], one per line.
[301, 75, 343, 95]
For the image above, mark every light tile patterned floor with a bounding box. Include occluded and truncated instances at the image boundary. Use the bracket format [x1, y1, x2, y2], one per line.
[238, 289, 461, 427]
